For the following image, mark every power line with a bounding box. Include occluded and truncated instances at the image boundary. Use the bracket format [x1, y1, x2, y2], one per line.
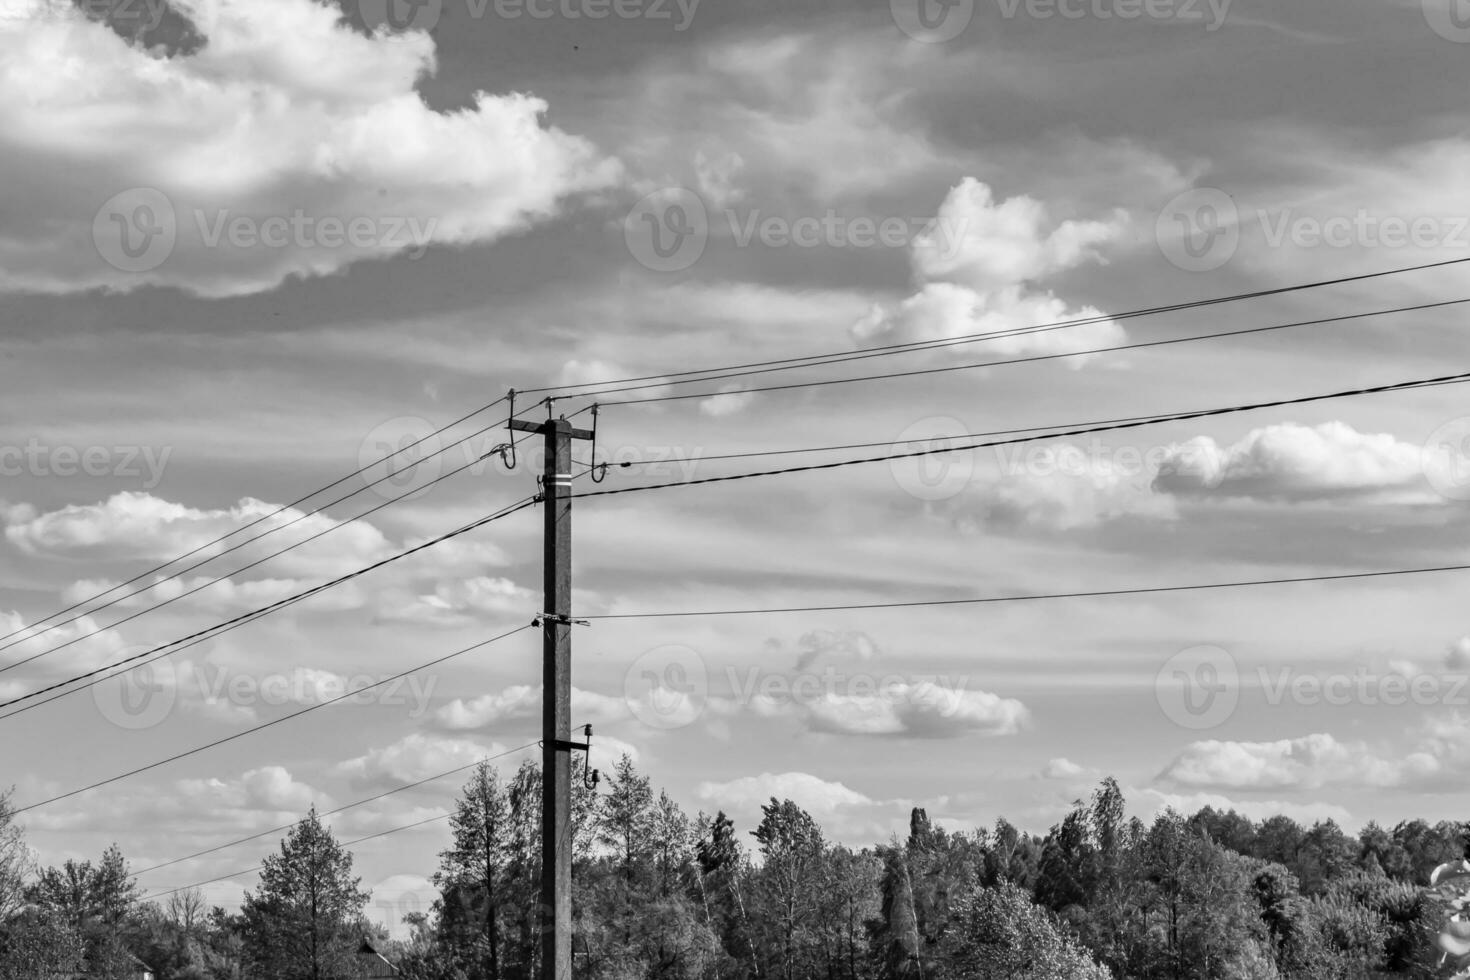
[525, 256, 1470, 400]
[573, 370, 1470, 500]
[143, 810, 466, 906]
[133, 738, 543, 878]
[583, 561, 1470, 620]
[0, 415, 530, 673]
[0, 395, 520, 654]
[597, 297, 1470, 406]
[11, 625, 536, 815]
[0, 497, 540, 719]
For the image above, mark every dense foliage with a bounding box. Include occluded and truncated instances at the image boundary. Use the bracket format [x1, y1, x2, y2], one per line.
[3, 767, 1467, 979]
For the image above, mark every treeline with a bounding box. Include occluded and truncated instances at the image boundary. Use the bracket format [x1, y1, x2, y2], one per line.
[3, 759, 1467, 979]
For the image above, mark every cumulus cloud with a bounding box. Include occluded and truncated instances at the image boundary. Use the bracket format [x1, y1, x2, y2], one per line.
[852, 178, 1127, 363]
[694, 771, 912, 844]
[337, 733, 507, 787]
[1153, 422, 1435, 503]
[375, 576, 535, 627]
[1157, 732, 1444, 791]
[1137, 789, 1354, 829]
[1041, 758, 1094, 780]
[5, 492, 391, 577]
[177, 765, 321, 814]
[752, 682, 1029, 739]
[435, 684, 629, 730]
[0, 0, 619, 296]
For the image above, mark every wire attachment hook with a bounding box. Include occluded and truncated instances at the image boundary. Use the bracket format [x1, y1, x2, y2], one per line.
[501, 389, 519, 471]
[589, 404, 610, 483]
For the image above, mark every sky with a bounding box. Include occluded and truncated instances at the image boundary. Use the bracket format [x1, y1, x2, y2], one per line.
[2, 0, 1470, 937]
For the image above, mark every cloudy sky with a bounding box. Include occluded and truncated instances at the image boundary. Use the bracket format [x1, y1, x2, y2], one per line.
[3, 0, 1470, 935]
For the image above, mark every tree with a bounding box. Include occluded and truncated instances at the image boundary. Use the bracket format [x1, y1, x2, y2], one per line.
[241, 808, 371, 980]
[750, 799, 826, 980]
[939, 880, 1110, 980]
[0, 791, 28, 922]
[434, 761, 512, 980]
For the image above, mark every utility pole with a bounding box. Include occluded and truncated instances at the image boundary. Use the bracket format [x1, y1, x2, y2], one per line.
[509, 411, 593, 980]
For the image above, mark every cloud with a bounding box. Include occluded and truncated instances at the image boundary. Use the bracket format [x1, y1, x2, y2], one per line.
[1137, 789, 1354, 829]
[753, 682, 1029, 739]
[5, 492, 391, 576]
[555, 360, 669, 401]
[1157, 732, 1443, 791]
[699, 386, 756, 418]
[435, 685, 630, 730]
[1153, 422, 1435, 503]
[0, 0, 619, 296]
[337, 733, 506, 787]
[852, 179, 1127, 364]
[693, 771, 909, 843]
[375, 576, 535, 627]
[177, 765, 321, 814]
[1041, 758, 1094, 780]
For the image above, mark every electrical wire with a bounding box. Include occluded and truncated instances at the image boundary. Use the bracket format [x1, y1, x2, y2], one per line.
[0, 497, 540, 719]
[582, 562, 1470, 620]
[142, 811, 464, 905]
[522, 256, 1470, 399]
[11, 625, 536, 815]
[133, 738, 543, 878]
[598, 297, 1470, 406]
[572, 370, 1470, 499]
[0, 416, 534, 674]
[0, 395, 518, 653]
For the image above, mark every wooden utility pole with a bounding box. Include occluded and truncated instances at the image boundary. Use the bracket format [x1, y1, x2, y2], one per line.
[509, 412, 593, 980]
